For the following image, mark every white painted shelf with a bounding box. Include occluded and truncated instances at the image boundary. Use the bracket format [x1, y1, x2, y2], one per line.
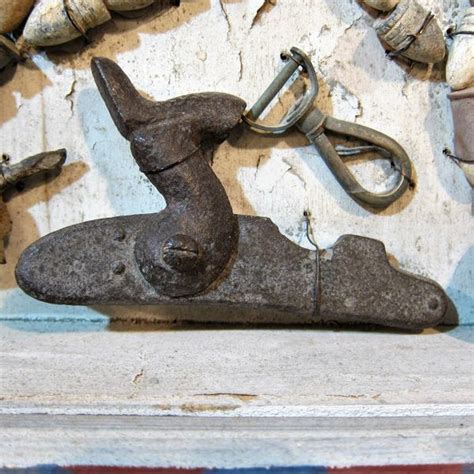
[1, 414, 473, 468]
[1, 322, 473, 467]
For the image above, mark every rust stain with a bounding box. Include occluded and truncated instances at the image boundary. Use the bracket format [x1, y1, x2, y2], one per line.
[180, 403, 240, 413]
[195, 392, 258, 402]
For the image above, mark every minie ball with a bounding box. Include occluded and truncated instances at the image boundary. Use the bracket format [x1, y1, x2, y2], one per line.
[374, 0, 446, 64]
[104, 0, 155, 11]
[446, 8, 474, 91]
[362, 0, 400, 12]
[23, 0, 111, 46]
[23, 0, 158, 47]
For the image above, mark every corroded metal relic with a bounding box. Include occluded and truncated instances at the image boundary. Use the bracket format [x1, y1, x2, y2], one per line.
[244, 48, 413, 209]
[23, 0, 180, 47]
[362, 0, 399, 12]
[446, 7, 474, 209]
[1, 149, 66, 263]
[374, 0, 446, 64]
[15, 58, 448, 330]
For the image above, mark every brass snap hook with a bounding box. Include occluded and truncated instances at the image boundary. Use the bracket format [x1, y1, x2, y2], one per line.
[243, 47, 414, 209]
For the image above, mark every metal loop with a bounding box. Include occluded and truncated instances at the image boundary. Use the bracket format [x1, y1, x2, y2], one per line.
[386, 12, 434, 58]
[243, 47, 319, 135]
[312, 116, 413, 208]
[244, 47, 413, 208]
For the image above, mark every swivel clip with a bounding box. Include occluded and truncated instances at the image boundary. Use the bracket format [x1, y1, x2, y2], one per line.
[243, 47, 413, 209]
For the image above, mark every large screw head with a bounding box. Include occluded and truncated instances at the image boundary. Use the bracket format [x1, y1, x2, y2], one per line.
[162, 234, 203, 272]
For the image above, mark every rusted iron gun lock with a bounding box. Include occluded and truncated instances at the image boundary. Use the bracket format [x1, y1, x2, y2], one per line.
[244, 47, 413, 209]
[16, 56, 447, 330]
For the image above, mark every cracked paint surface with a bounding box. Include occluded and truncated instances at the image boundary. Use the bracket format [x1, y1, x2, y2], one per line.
[0, 0, 472, 324]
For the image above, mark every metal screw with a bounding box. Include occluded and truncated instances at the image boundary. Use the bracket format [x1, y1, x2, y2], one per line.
[114, 227, 126, 241]
[112, 262, 126, 275]
[162, 234, 203, 272]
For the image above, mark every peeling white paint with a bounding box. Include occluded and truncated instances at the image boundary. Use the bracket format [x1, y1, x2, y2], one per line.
[0, 0, 472, 325]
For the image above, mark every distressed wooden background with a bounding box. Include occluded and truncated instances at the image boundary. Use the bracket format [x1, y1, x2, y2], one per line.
[0, 0, 472, 324]
[0, 0, 473, 468]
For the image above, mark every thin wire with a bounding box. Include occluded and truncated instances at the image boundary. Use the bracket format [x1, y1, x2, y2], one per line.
[303, 210, 321, 320]
[335, 145, 416, 188]
[303, 210, 318, 250]
[443, 148, 472, 165]
[335, 144, 391, 159]
[386, 12, 435, 58]
[63, 0, 91, 42]
[446, 28, 474, 39]
[390, 161, 416, 188]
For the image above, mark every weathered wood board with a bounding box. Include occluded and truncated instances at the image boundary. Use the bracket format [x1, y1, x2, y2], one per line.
[1, 324, 473, 467]
[1, 414, 473, 468]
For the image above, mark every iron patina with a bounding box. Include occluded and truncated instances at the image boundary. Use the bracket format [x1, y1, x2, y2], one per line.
[15, 57, 448, 330]
[1, 149, 66, 263]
